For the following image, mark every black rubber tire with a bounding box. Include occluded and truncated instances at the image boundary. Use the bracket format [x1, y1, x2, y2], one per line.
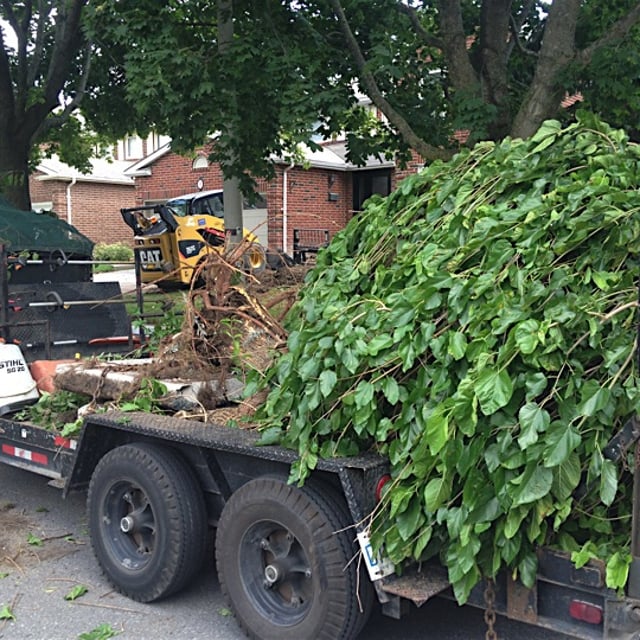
[87, 442, 207, 602]
[215, 476, 374, 640]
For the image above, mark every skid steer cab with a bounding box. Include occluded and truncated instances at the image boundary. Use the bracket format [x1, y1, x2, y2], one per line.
[121, 190, 267, 290]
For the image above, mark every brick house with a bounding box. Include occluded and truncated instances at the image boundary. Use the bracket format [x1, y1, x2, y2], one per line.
[29, 156, 135, 246]
[28, 133, 169, 247]
[125, 139, 422, 256]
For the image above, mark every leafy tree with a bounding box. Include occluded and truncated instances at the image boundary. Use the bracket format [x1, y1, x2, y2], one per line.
[2, 1, 640, 209]
[0, 1, 142, 211]
[1, 1, 89, 209]
[90, 0, 640, 181]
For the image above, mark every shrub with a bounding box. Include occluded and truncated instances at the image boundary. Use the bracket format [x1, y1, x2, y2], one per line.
[93, 242, 134, 263]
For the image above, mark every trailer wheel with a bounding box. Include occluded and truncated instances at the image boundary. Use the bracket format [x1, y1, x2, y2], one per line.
[87, 442, 207, 602]
[216, 476, 373, 640]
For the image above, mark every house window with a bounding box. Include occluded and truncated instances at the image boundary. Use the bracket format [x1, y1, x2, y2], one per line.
[124, 135, 143, 159]
[192, 155, 209, 169]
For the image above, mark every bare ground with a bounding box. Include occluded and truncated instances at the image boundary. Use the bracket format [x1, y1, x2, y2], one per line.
[0, 494, 82, 574]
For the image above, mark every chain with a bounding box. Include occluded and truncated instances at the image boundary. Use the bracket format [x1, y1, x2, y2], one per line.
[483, 578, 498, 640]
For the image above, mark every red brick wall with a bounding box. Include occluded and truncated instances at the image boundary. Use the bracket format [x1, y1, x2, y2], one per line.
[392, 150, 425, 188]
[29, 174, 136, 246]
[133, 147, 225, 203]
[274, 165, 351, 254]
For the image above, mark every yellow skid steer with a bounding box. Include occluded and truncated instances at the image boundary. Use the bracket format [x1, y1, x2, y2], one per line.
[121, 190, 266, 290]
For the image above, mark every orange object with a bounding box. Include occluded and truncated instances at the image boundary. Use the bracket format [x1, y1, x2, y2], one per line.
[29, 360, 76, 393]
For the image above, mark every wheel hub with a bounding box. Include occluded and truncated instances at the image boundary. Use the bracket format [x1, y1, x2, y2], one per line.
[264, 563, 281, 586]
[120, 515, 135, 533]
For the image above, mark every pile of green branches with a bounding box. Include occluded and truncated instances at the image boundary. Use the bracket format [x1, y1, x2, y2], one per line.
[249, 112, 640, 602]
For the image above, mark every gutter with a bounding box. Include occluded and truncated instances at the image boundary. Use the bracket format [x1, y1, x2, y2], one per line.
[282, 161, 294, 255]
[66, 175, 77, 225]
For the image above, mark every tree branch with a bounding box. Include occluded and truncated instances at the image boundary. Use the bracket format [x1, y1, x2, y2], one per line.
[0, 37, 15, 129]
[436, 0, 479, 93]
[511, 0, 581, 139]
[396, 3, 443, 50]
[512, 0, 640, 139]
[35, 42, 92, 140]
[576, 2, 640, 66]
[27, 3, 49, 88]
[329, 0, 452, 161]
[43, 0, 86, 107]
[507, 0, 539, 60]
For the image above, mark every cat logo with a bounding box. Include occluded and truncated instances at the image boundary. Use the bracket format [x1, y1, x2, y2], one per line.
[138, 249, 162, 263]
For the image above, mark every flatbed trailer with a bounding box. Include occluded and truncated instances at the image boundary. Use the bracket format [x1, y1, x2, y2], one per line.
[1, 409, 640, 639]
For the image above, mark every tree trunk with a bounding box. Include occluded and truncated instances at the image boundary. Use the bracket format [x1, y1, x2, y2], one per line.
[0, 133, 31, 211]
[218, 0, 244, 246]
[478, 0, 512, 139]
[437, 0, 479, 93]
[511, 0, 581, 139]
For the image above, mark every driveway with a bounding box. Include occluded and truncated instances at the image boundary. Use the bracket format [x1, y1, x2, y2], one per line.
[92, 268, 138, 294]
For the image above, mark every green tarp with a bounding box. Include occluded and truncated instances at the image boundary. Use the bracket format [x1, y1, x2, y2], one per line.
[0, 195, 94, 255]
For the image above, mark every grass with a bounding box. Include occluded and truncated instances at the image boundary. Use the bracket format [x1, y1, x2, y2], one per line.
[123, 289, 186, 326]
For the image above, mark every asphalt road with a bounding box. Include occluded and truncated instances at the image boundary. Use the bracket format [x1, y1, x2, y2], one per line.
[0, 463, 570, 640]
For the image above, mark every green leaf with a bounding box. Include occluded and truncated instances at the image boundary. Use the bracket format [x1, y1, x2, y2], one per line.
[257, 426, 283, 446]
[514, 319, 540, 355]
[77, 624, 120, 640]
[27, 533, 43, 546]
[524, 372, 547, 400]
[577, 381, 611, 417]
[318, 370, 337, 397]
[474, 369, 514, 416]
[448, 331, 467, 360]
[552, 452, 581, 501]
[396, 496, 423, 541]
[390, 486, 413, 518]
[504, 507, 528, 539]
[0, 604, 15, 621]
[599, 459, 618, 506]
[354, 380, 374, 408]
[382, 377, 400, 405]
[368, 334, 394, 356]
[606, 550, 631, 590]
[517, 402, 549, 449]
[510, 465, 553, 506]
[342, 348, 359, 374]
[543, 424, 581, 467]
[518, 551, 538, 588]
[425, 407, 449, 455]
[65, 585, 88, 601]
[424, 476, 450, 512]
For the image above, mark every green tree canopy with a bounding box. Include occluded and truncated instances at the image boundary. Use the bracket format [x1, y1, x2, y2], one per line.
[0, 0, 143, 210]
[2, 1, 640, 209]
[89, 0, 640, 186]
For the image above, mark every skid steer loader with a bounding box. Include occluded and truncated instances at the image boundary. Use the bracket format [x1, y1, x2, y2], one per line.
[121, 190, 267, 290]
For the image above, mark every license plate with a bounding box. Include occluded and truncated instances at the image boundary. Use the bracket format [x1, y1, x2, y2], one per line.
[357, 530, 395, 581]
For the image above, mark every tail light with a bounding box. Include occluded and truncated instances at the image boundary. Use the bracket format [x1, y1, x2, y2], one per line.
[375, 474, 392, 502]
[569, 600, 603, 625]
